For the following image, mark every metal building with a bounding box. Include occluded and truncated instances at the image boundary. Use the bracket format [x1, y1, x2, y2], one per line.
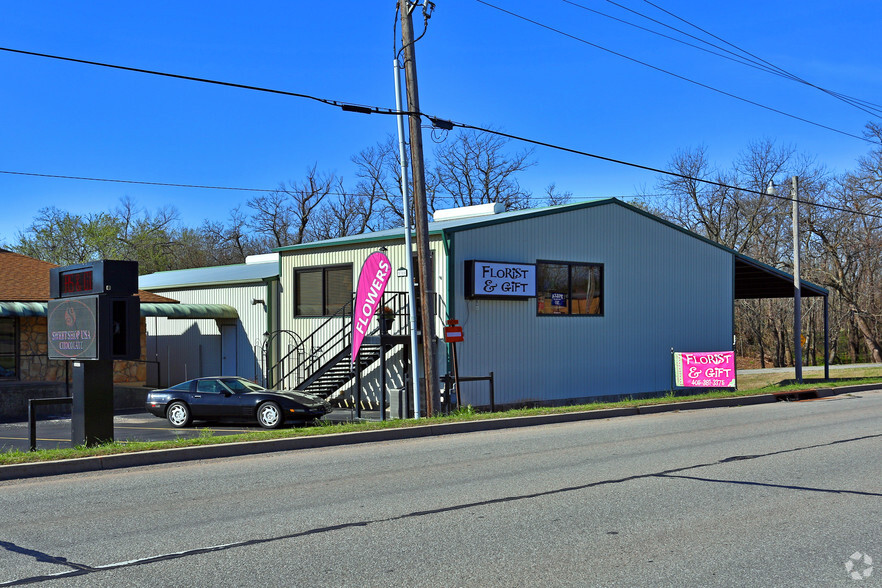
[139, 255, 280, 387]
[273, 198, 826, 409]
[138, 199, 826, 413]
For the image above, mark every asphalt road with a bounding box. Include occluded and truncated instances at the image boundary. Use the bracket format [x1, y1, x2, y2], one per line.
[0, 392, 879, 587]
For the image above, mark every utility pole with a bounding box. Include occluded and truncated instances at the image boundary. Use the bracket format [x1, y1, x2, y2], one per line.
[792, 175, 803, 383]
[399, 0, 439, 415]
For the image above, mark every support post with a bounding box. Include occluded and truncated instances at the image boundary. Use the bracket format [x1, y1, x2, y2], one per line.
[71, 360, 114, 447]
[393, 58, 422, 420]
[400, 0, 439, 416]
[824, 295, 830, 380]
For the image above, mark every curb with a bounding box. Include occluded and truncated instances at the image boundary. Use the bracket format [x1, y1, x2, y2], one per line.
[1, 388, 877, 481]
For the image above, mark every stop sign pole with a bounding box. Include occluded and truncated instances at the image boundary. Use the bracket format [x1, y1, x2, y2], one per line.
[444, 319, 464, 409]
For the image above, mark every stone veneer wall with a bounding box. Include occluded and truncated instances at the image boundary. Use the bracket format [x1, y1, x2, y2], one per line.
[18, 316, 147, 383]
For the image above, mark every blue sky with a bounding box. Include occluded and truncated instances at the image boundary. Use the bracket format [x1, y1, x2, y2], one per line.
[2, 1, 880, 243]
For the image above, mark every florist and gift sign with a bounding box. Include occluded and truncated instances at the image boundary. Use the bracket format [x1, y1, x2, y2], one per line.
[673, 351, 736, 388]
[465, 260, 536, 299]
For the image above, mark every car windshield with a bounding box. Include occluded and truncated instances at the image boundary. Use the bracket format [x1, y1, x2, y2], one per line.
[220, 378, 266, 394]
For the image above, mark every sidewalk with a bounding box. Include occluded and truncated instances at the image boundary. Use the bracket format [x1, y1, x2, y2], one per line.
[2, 384, 879, 482]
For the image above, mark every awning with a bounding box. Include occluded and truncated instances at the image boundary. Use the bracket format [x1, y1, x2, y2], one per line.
[0, 302, 238, 319]
[0, 302, 48, 317]
[139, 303, 239, 319]
[734, 254, 827, 300]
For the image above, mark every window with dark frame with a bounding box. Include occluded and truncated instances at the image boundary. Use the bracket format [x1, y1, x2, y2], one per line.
[0, 318, 18, 378]
[295, 265, 353, 317]
[536, 260, 603, 316]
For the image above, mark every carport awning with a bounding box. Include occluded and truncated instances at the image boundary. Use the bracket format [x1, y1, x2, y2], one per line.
[139, 303, 239, 319]
[0, 302, 238, 319]
[734, 255, 827, 300]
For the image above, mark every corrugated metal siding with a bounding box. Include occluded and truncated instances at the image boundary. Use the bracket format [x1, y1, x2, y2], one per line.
[450, 202, 734, 406]
[145, 283, 268, 386]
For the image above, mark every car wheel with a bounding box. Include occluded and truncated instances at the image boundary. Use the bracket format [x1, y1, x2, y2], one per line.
[257, 401, 283, 429]
[167, 401, 192, 428]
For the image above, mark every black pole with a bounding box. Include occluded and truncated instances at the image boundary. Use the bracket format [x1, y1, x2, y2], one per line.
[28, 400, 37, 452]
[489, 371, 495, 412]
[380, 323, 387, 422]
[824, 295, 830, 380]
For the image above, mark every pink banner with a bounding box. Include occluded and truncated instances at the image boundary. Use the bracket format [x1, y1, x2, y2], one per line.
[352, 252, 392, 365]
[674, 351, 736, 388]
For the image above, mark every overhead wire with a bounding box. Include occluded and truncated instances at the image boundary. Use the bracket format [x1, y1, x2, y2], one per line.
[474, 1, 877, 144]
[631, 0, 882, 118]
[0, 46, 415, 118]
[2, 44, 881, 221]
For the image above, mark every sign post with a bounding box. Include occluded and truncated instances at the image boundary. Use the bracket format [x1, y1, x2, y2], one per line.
[48, 261, 140, 447]
[443, 319, 464, 410]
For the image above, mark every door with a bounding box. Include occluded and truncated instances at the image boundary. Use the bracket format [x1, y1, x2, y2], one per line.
[221, 324, 237, 376]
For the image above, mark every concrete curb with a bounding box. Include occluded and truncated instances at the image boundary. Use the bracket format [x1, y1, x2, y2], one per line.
[1, 387, 877, 481]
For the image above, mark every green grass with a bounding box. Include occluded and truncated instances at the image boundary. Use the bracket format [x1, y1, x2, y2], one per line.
[3, 375, 881, 466]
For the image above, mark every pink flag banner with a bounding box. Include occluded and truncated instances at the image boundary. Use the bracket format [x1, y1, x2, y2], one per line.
[673, 351, 736, 388]
[351, 252, 392, 365]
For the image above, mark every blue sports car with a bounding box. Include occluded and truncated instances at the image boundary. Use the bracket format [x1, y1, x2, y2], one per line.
[146, 376, 331, 429]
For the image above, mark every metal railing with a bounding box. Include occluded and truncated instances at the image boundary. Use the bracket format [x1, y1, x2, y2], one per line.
[28, 397, 73, 451]
[267, 291, 418, 392]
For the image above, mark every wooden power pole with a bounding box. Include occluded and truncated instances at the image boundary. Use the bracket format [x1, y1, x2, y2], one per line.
[399, 0, 439, 415]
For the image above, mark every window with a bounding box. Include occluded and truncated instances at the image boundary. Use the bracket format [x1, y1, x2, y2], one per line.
[536, 261, 603, 316]
[295, 265, 353, 316]
[0, 318, 17, 379]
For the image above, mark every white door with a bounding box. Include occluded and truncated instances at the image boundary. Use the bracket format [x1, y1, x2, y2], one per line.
[221, 324, 237, 375]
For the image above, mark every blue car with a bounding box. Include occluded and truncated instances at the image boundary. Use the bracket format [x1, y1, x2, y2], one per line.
[146, 376, 331, 429]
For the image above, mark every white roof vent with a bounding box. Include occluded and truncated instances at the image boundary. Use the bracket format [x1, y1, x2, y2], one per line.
[245, 252, 279, 265]
[432, 202, 505, 222]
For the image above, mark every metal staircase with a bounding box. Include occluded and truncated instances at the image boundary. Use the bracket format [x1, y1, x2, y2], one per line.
[265, 292, 411, 407]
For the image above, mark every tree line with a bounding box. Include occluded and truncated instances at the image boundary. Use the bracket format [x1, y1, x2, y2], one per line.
[8, 124, 882, 365]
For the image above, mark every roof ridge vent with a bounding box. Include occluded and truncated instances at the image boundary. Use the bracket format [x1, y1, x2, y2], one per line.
[432, 202, 505, 222]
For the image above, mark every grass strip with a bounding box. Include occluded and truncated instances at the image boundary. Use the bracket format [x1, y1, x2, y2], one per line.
[2, 377, 880, 466]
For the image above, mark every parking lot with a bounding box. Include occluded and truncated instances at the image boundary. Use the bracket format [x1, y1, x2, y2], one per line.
[0, 408, 368, 453]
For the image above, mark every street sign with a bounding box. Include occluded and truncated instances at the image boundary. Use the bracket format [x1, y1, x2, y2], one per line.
[444, 319, 464, 343]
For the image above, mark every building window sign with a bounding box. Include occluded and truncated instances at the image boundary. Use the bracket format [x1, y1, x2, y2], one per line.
[465, 260, 536, 299]
[537, 260, 603, 316]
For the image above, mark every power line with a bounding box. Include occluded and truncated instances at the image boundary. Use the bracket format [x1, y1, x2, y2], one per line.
[629, 0, 882, 118]
[0, 46, 413, 118]
[475, 1, 877, 144]
[446, 119, 882, 221]
[574, 0, 880, 117]
[3, 44, 880, 221]
[0, 169, 277, 192]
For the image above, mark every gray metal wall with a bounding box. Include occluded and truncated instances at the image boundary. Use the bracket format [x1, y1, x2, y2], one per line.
[144, 282, 269, 387]
[449, 202, 734, 406]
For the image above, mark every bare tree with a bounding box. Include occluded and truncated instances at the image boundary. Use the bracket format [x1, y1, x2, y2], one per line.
[429, 130, 535, 211]
[544, 183, 573, 206]
[248, 164, 334, 248]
